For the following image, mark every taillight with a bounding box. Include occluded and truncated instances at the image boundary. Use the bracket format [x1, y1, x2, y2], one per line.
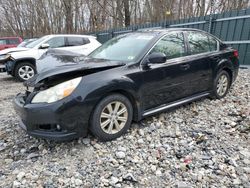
[233, 50, 239, 58]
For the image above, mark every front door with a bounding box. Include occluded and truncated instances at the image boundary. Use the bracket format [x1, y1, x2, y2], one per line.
[38, 36, 66, 58]
[141, 32, 192, 110]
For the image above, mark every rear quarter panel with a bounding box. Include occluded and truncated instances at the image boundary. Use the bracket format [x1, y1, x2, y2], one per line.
[210, 47, 239, 85]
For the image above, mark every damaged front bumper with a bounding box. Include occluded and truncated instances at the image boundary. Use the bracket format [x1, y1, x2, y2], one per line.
[5, 60, 15, 74]
[0, 55, 13, 73]
[0, 64, 6, 72]
[13, 93, 89, 141]
[0, 60, 15, 74]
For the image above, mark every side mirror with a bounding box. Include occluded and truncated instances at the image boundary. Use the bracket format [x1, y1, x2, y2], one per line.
[40, 43, 50, 49]
[142, 52, 167, 68]
[148, 52, 167, 64]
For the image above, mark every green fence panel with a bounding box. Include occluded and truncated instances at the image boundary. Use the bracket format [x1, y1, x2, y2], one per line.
[244, 44, 250, 65]
[91, 8, 250, 65]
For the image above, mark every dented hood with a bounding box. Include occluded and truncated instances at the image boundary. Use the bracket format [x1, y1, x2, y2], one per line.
[36, 49, 86, 73]
[24, 57, 125, 87]
[0, 47, 29, 55]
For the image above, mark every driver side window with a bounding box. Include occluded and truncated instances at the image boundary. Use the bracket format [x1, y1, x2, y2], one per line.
[47, 37, 65, 48]
[150, 32, 186, 59]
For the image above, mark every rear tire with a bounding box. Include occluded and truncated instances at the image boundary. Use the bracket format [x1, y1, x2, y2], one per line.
[211, 70, 231, 99]
[90, 94, 133, 141]
[14, 62, 36, 82]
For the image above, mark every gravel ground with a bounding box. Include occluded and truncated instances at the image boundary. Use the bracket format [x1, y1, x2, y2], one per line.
[0, 70, 249, 188]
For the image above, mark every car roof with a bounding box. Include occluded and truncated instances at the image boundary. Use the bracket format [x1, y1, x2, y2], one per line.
[136, 27, 207, 34]
[129, 27, 222, 42]
[43, 34, 96, 39]
[0, 37, 22, 39]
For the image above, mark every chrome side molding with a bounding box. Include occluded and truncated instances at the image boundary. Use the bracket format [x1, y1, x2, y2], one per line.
[142, 92, 210, 117]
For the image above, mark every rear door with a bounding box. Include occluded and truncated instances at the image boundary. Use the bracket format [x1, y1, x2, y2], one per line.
[184, 31, 218, 94]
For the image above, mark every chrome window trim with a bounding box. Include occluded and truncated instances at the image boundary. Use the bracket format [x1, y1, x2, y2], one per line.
[150, 51, 220, 68]
[224, 40, 250, 44]
[140, 31, 186, 67]
[140, 30, 220, 68]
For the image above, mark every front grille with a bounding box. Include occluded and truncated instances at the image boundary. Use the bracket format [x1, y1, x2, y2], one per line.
[39, 124, 55, 130]
[38, 124, 62, 132]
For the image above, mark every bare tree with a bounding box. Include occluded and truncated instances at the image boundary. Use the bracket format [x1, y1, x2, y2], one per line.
[0, 0, 249, 37]
[123, 0, 130, 26]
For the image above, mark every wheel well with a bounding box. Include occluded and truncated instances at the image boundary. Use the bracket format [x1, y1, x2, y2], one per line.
[113, 90, 139, 121]
[13, 59, 36, 74]
[92, 90, 140, 122]
[222, 67, 233, 85]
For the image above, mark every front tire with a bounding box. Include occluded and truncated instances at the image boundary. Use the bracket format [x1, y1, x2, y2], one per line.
[212, 70, 231, 99]
[14, 62, 36, 82]
[90, 94, 133, 141]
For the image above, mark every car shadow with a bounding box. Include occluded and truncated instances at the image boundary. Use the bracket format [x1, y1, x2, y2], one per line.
[0, 74, 19, 82]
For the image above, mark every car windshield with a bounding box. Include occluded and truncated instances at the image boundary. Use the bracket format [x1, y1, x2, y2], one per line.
[89, 33, 155, 62]
[25, 36, 49, 48]
[17, 39, 38, 47]
[17, 42, 26, 47]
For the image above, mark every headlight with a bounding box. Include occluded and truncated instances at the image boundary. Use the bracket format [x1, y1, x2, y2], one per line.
[0, 54, 11, 61]
[32, 77, 82, 103]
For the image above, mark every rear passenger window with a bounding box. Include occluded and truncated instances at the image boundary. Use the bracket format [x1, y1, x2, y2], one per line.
[208, 36, 218, 51]
[187, 32, 210, 55]
[8, 38, 19, 44]
[150, 32, 186, 59]
[67, 37, 90, 46]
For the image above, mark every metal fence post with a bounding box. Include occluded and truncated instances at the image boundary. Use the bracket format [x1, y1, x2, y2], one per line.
[208, 0, 215, 33]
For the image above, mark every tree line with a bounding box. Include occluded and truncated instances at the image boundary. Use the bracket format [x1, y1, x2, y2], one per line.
[0, 0, 249, 38]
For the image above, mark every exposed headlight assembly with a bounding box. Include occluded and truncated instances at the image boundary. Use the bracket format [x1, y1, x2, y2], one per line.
[0, 54, 11, 61]
[32, 77, 82, 103]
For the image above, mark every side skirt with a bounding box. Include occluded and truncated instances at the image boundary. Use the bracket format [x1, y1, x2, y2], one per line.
[142, 92, 210, 117]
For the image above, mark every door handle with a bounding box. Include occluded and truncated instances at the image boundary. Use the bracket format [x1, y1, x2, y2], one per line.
[180, 63, 190, 70]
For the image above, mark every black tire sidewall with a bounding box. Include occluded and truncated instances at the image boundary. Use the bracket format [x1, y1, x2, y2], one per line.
[14, 62, 36, 82]
[213, 70, 231, 99]
[90, 94, 133, 141]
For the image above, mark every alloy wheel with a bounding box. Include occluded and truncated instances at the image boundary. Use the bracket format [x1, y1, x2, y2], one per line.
[18, 65, 35, 80]
[216, 74, 228, 96]
[100, 101, 128, 134]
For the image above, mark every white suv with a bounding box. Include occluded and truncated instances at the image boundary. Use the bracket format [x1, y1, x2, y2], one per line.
[0, 34, 101, 81]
